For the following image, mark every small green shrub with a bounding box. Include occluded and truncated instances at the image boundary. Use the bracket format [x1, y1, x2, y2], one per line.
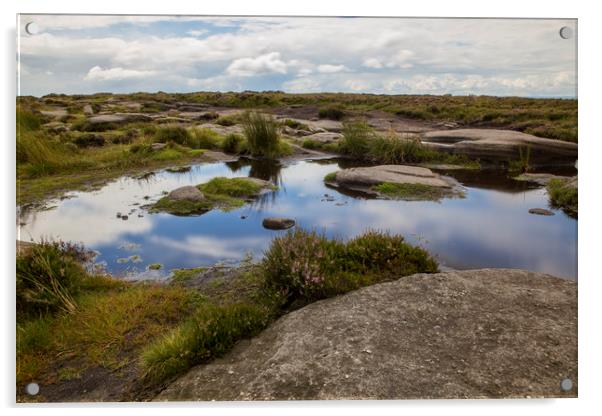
[318, 106, 345, 120]
[221, 133, 243, 154]
[242, 111, 280, 157]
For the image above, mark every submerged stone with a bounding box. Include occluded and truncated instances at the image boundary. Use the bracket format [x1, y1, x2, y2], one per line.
[262, 217, 296, 230]
[529, 208, 555, 216]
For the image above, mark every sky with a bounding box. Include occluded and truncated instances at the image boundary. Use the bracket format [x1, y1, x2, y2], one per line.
[17, 15, 577, 98]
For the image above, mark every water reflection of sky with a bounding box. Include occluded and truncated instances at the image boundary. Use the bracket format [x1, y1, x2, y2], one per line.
[18, 159, 577, 280]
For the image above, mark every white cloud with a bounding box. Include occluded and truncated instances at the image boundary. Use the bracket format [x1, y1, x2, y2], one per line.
[317, 64, 348, 73]
[363, 58, 383, 69]
[84, 66, 156, 81]
[186, 29, 208, 37]
[226, 52, 289, 76]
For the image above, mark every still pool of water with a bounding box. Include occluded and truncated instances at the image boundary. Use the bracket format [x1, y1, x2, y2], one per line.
[18, 158, 577, 280]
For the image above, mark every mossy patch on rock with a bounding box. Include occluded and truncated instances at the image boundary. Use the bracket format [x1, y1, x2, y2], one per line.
[373, 182, 462, 201]
[149, 177, 276, 216]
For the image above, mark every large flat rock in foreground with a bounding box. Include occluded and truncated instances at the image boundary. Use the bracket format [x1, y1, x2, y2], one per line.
[156, 269, 577, 401]
[422, 129, 578, 164]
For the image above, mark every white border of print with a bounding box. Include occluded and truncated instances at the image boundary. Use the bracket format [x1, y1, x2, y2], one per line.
[2, 1, 600, 415]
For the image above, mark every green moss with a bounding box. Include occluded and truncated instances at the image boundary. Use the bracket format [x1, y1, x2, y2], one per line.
[373, 182, 461, 201]
[148, 263, 163, 270]
[547, 178, 577, 217]
[200, 176, 269, 197]
[324, 171, 338, 182]
[150, 177, 274, 215]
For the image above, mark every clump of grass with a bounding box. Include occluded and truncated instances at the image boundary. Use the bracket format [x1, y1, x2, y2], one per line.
[16, 241, 92, 317]
[221, 133, 243, 154]
[17, 109, 42, 131]
[241, 111, 280, 157]
[373, 182, 460, 201]
[508, 145, 532, 173]
[340, 121, 475, 166]
[17, 282, 195, 387]
[188, 128, 222, 150]
[318, 106, 345, 120]
[216, 114, 242, 126]
[339, 120, 374, 158]
[154, 125, 189, 145]
[547, 178, 578, 217]
[262, 228, 438, 306]
[141, 302, 272, 382]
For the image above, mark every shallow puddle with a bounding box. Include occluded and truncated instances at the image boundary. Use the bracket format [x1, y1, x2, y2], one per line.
[18, 158, 577, 280]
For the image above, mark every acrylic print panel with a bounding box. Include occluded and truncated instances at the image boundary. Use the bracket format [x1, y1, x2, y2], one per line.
[16, 14, 577, 402]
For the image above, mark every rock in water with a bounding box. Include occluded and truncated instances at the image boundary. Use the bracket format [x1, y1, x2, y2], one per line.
[262, 217, 296, 230]
[167, 186, 205, 202]
[326, 165, 462, 200]
[529, 208, 555, 216]
[156, 269, 577, 401]
[421, 129, 577, 165]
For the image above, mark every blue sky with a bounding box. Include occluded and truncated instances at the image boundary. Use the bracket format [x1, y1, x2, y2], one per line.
[18, 15, 577, 97]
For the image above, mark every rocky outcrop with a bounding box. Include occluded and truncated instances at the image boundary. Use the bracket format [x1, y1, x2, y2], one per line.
[156, 268, 577, 401]
[262, 217, 296, 230]
[421, 129, 578, 164]
[87, 113, 152, 125]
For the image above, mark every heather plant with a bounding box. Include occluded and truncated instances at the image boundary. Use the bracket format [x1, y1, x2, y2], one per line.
[262, 228, 438, 306]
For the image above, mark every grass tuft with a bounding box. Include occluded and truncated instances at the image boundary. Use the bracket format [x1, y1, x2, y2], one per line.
[241, 111, 280, 157]
[547, 178, 577, 217]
